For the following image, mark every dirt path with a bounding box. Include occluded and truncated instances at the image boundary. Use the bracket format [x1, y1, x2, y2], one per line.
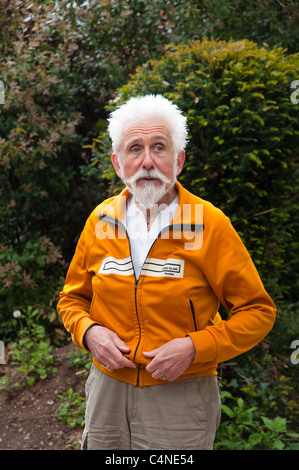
[0, 342, 85, 450]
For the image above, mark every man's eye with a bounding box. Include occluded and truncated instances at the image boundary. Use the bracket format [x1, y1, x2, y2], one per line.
[131, 146, 140, 153]
[155, 145, 164, 151]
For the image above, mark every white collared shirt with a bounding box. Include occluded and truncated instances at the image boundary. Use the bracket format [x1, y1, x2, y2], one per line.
[125, 196, 179, 280]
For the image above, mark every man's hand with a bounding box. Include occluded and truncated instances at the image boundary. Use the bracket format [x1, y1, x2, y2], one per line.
[85, 325, 136, 371]
[143, 336, 196, 382]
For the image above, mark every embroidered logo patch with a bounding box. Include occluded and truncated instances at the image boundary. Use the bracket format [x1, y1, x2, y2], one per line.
[98, 256, 184, 278]
[98, 256, 134, 276]
[141, 258, 184, 278]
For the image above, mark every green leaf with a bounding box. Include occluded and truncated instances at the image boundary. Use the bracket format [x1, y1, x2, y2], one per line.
[272, 439, 285, 450]
[261, 416, 287, 433]
[248, 433, 263, 447]
[27, 376, 35, 387]
[221, 404, 235, 418]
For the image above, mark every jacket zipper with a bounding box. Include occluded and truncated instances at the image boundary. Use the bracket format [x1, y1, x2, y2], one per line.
[189, 299, 198, 331]
[98, 213, 204, 384]
[129, 232, 166, 385]
[132, 260, 141, 385]
[99, 213, 151, 386]
[99, 213, 169, 385]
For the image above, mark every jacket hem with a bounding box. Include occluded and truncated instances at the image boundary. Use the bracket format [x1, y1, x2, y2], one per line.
[93, 358, 218, 386]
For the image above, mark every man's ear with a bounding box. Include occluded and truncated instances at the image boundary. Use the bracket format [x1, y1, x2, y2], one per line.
[176, 150, 185, 176]
[111, 153, 121, 177]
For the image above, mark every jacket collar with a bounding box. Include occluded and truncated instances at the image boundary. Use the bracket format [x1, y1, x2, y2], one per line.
[96, 181, 203, 229]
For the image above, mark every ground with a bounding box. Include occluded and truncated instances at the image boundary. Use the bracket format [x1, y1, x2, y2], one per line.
[0, 342, 85, 450]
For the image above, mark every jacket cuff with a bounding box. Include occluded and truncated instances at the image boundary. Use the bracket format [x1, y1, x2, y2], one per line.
[73, 317, 100, 351]
[82, 323, 102, 350]
[187, 329, 217, 364]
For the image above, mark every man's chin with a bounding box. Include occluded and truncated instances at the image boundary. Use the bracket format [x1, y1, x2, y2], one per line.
[129, 181, 167, 209]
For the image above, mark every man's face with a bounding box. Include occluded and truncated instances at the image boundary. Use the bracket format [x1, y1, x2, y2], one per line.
[111, 122, 185, 208]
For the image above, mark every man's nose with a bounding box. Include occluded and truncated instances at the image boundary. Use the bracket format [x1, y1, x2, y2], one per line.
[142, 148, 154, 169]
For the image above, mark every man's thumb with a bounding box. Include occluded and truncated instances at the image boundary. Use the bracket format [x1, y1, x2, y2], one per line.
[114, 336, 131, 352]
[143, 350, 156, 358]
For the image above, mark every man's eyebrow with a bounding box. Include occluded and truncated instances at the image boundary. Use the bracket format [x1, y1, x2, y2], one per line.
[125, 137, 142, 150]
[126, 135, 168, 149]
[150, 135, 168, 143]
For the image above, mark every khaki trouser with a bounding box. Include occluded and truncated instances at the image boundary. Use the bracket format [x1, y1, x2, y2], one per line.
[81, 364, 221, 450]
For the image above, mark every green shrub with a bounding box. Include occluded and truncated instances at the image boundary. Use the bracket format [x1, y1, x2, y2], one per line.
[3, 307, 58, 387]
[56, 387, 86, 429]
[214, 389, 299, 450]
[0, 237, 66, 342]
[188, 0, 299, 53]
[0, 1, 87, 332]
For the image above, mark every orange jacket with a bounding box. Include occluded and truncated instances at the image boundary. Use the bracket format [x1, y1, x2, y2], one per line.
[57, 182, 276, 386]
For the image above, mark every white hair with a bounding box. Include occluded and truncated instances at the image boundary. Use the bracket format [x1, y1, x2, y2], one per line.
[107, 94, 188, 157]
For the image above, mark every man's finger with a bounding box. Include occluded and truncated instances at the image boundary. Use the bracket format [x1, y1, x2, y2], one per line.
[106, 343, 136, 369]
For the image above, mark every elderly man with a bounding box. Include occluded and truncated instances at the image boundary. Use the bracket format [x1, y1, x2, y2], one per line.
[57, 94, 276, 450]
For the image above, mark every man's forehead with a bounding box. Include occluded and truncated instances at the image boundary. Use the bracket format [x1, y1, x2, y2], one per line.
[123, 122, 171, 140]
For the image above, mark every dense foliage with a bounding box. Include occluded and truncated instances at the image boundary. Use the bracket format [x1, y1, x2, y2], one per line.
[0, 1, 86, 339]
[1, 0, 298, 330]
[0, 0, 298, 449]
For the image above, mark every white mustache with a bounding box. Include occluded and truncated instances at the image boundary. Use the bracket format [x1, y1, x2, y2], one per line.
[126, 168, 171, 186]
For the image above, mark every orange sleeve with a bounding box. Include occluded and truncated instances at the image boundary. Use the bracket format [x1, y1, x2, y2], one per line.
[57, 215, 98, 350]
[188, 210, 276, 364]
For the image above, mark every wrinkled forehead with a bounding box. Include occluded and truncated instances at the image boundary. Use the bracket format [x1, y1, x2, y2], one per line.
[123, 122, 171, 138]
[121, 121, 173, 145]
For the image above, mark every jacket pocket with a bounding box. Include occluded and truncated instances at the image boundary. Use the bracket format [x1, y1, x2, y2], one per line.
[189, 298, 198, 331]
[187, 291, 221, 331]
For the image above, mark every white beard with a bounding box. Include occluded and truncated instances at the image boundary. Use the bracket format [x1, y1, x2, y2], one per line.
[129, 179, 168, 209]
[118, 164, 177, 209]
